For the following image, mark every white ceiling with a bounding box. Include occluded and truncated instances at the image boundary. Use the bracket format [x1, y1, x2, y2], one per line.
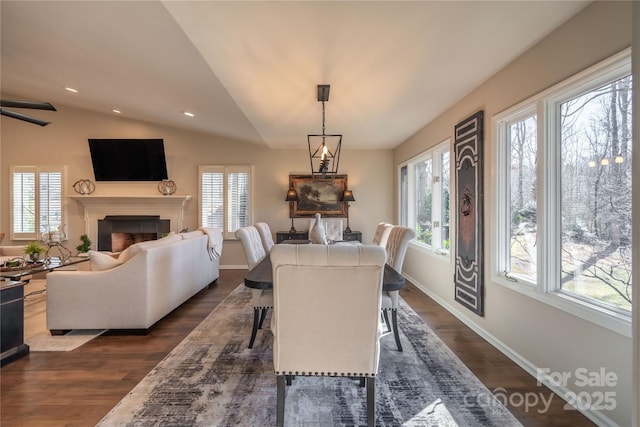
[1, 1, 590, 149]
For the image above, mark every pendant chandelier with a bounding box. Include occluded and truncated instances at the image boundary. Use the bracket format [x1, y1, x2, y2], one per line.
[308, 84, 342, 179]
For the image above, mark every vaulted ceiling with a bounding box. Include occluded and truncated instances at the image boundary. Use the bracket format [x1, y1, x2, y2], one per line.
[1, 1, 589, 149]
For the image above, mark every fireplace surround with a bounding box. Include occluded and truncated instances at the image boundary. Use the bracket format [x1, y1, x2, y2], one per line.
[71, 195, 191, 251]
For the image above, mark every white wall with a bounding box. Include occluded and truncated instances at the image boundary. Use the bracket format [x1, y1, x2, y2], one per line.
[394, 2, 633, 426]
[0, 103, 394, 267]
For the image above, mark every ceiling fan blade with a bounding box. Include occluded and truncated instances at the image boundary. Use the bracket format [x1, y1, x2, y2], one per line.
[0, 100, 56, 111]
[0, 108, 50, 126]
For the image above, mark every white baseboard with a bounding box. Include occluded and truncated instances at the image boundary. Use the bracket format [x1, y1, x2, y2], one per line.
[403, 272, 619, 427]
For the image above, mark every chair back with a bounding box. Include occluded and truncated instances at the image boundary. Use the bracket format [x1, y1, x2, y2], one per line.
[385, 226, 415, 272]
[372, 222, 393, 247]
[271, 244, 385, 377]
[235, 225, 266, 269]
[254, 222, 275, 253]
[309, 216, 343, 242]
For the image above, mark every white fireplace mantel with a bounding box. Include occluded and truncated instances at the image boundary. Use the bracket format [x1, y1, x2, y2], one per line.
[70, 195, 192, 247]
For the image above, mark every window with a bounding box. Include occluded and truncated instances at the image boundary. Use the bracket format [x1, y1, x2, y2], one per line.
[495, 49, 632, 331]
[199, 165, 253, 239]
[399, 139, 450, 255]
[11, 165, 66, 240]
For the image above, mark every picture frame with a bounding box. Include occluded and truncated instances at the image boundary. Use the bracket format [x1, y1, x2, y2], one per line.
[289, 174, 347, 218]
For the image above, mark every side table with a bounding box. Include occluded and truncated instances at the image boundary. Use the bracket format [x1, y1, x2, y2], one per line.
[276, 231, 309, 243]
[342, 231, 362, 242]
[1, 280, 29, 366]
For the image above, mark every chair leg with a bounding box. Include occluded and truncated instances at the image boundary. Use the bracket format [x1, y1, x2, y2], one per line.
[382, 310, 391, 332]
[248, 308, 260, 348]
[391, 309, 402, 352]
[366, 376, 376, 427]
[276, 375, 286, 427]
[258, 307, 268, 329]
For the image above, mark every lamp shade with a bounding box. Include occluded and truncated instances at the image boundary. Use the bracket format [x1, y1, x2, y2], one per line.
[285, 189, 299, 202]
[342, 190, 355, 202]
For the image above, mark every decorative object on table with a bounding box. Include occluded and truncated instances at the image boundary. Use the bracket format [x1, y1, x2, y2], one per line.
[341, 189, 355, 233]
[454, 110, 484, 316]
[307, 84, 342, 179]
[284, 185, 298, 233]
[76, 234, 92, 255]
[157, 179, 177, 195]
[1, 257, 28, 270]
[72, 179, 95, 195]
[23, 241, 46, 261]
[308, 213, 328, 244]
[42, 224, 72, 262]
[289, 174, 347, 218]
[41, 224, 66, 244]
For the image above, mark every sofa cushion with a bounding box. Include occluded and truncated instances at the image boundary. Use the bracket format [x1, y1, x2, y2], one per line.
[89, 250, 123, 271]
[181, 230, 203, 240]
[120, 234, 183, 262]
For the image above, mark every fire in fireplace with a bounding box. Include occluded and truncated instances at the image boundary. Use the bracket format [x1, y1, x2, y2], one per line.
[97, 215, 170, 252]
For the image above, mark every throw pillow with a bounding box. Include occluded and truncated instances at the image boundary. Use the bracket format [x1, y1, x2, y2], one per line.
[309, 213, 328, 245]
[89, 250, 123, 271]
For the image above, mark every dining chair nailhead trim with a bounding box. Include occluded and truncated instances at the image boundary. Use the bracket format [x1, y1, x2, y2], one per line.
[275, 370, 376, 378]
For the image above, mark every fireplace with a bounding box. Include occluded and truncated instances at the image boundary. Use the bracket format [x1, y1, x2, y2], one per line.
[71, 195, 191, 251]
[97, 215, 170, 251]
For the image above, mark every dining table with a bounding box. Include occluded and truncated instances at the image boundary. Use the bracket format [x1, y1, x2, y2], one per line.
[243, 251, 405, 292]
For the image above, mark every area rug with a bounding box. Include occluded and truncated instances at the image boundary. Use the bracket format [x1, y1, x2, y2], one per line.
[97, 284, 521, 426]
[23, 280, 105, 352]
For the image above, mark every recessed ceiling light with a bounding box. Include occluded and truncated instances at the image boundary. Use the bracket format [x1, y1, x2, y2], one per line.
[64, 87, 78, 93]
[112, 109, 121, 114]
[183, 111, 195, 117]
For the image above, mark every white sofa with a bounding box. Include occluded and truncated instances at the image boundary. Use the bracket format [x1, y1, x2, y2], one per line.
[46, 228, 222, 334]
[0, 245, 27, 263]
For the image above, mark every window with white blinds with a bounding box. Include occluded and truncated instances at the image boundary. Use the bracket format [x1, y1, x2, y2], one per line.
[11, 165, 66, 240]
[199, 165, 252, 239]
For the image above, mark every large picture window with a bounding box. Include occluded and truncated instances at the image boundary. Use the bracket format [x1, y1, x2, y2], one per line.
[199, 165, 253, 239]
[494, 49, 632, 331]
[11, 165, 66, 240]
[399, 139, 450, 256]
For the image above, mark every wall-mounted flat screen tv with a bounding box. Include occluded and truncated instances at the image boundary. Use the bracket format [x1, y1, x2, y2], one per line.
[88, 138, 168, 181]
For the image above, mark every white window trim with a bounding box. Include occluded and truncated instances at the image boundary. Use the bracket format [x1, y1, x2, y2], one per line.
[10, 165, 68, 241]
[398, 139, 452, 261]
[491, 48, 632, 337]
[198, 165, 253, 240]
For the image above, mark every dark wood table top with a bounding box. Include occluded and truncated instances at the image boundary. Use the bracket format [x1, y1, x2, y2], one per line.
[0, 256, 89, 281]
[244, 254, 405, 292]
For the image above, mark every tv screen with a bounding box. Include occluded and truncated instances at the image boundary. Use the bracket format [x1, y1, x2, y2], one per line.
[88, 139, 168, 181]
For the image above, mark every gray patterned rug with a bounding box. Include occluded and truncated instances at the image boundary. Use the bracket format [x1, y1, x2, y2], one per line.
[97, 284, 521, 426]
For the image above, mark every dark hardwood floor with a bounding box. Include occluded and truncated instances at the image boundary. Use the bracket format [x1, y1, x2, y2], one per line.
[1, 269, 594, 426]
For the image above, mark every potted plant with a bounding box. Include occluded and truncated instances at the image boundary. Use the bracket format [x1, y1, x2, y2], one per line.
[23, 241, 46, 261]
[76, 234, 92, 255]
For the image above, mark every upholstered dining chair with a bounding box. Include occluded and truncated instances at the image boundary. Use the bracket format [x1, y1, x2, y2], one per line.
[381, 225, 416, 352]
[309, 216, 344, 242]
[271, 244, 385, 427]
[372, 222, 393, 247]
[255, 222, 275, 254]
[235, 225, 271, 348]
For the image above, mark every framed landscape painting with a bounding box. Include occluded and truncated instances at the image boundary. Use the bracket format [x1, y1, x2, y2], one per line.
[289, 175, 347, 218]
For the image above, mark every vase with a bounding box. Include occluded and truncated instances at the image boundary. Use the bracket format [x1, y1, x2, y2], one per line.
[30, 253, 40, 262]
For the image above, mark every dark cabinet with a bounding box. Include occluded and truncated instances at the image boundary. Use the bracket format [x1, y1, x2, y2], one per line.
[342, 231, 362, 242]
[276, 231, 309, 243]
[276, 230, 362, 243]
